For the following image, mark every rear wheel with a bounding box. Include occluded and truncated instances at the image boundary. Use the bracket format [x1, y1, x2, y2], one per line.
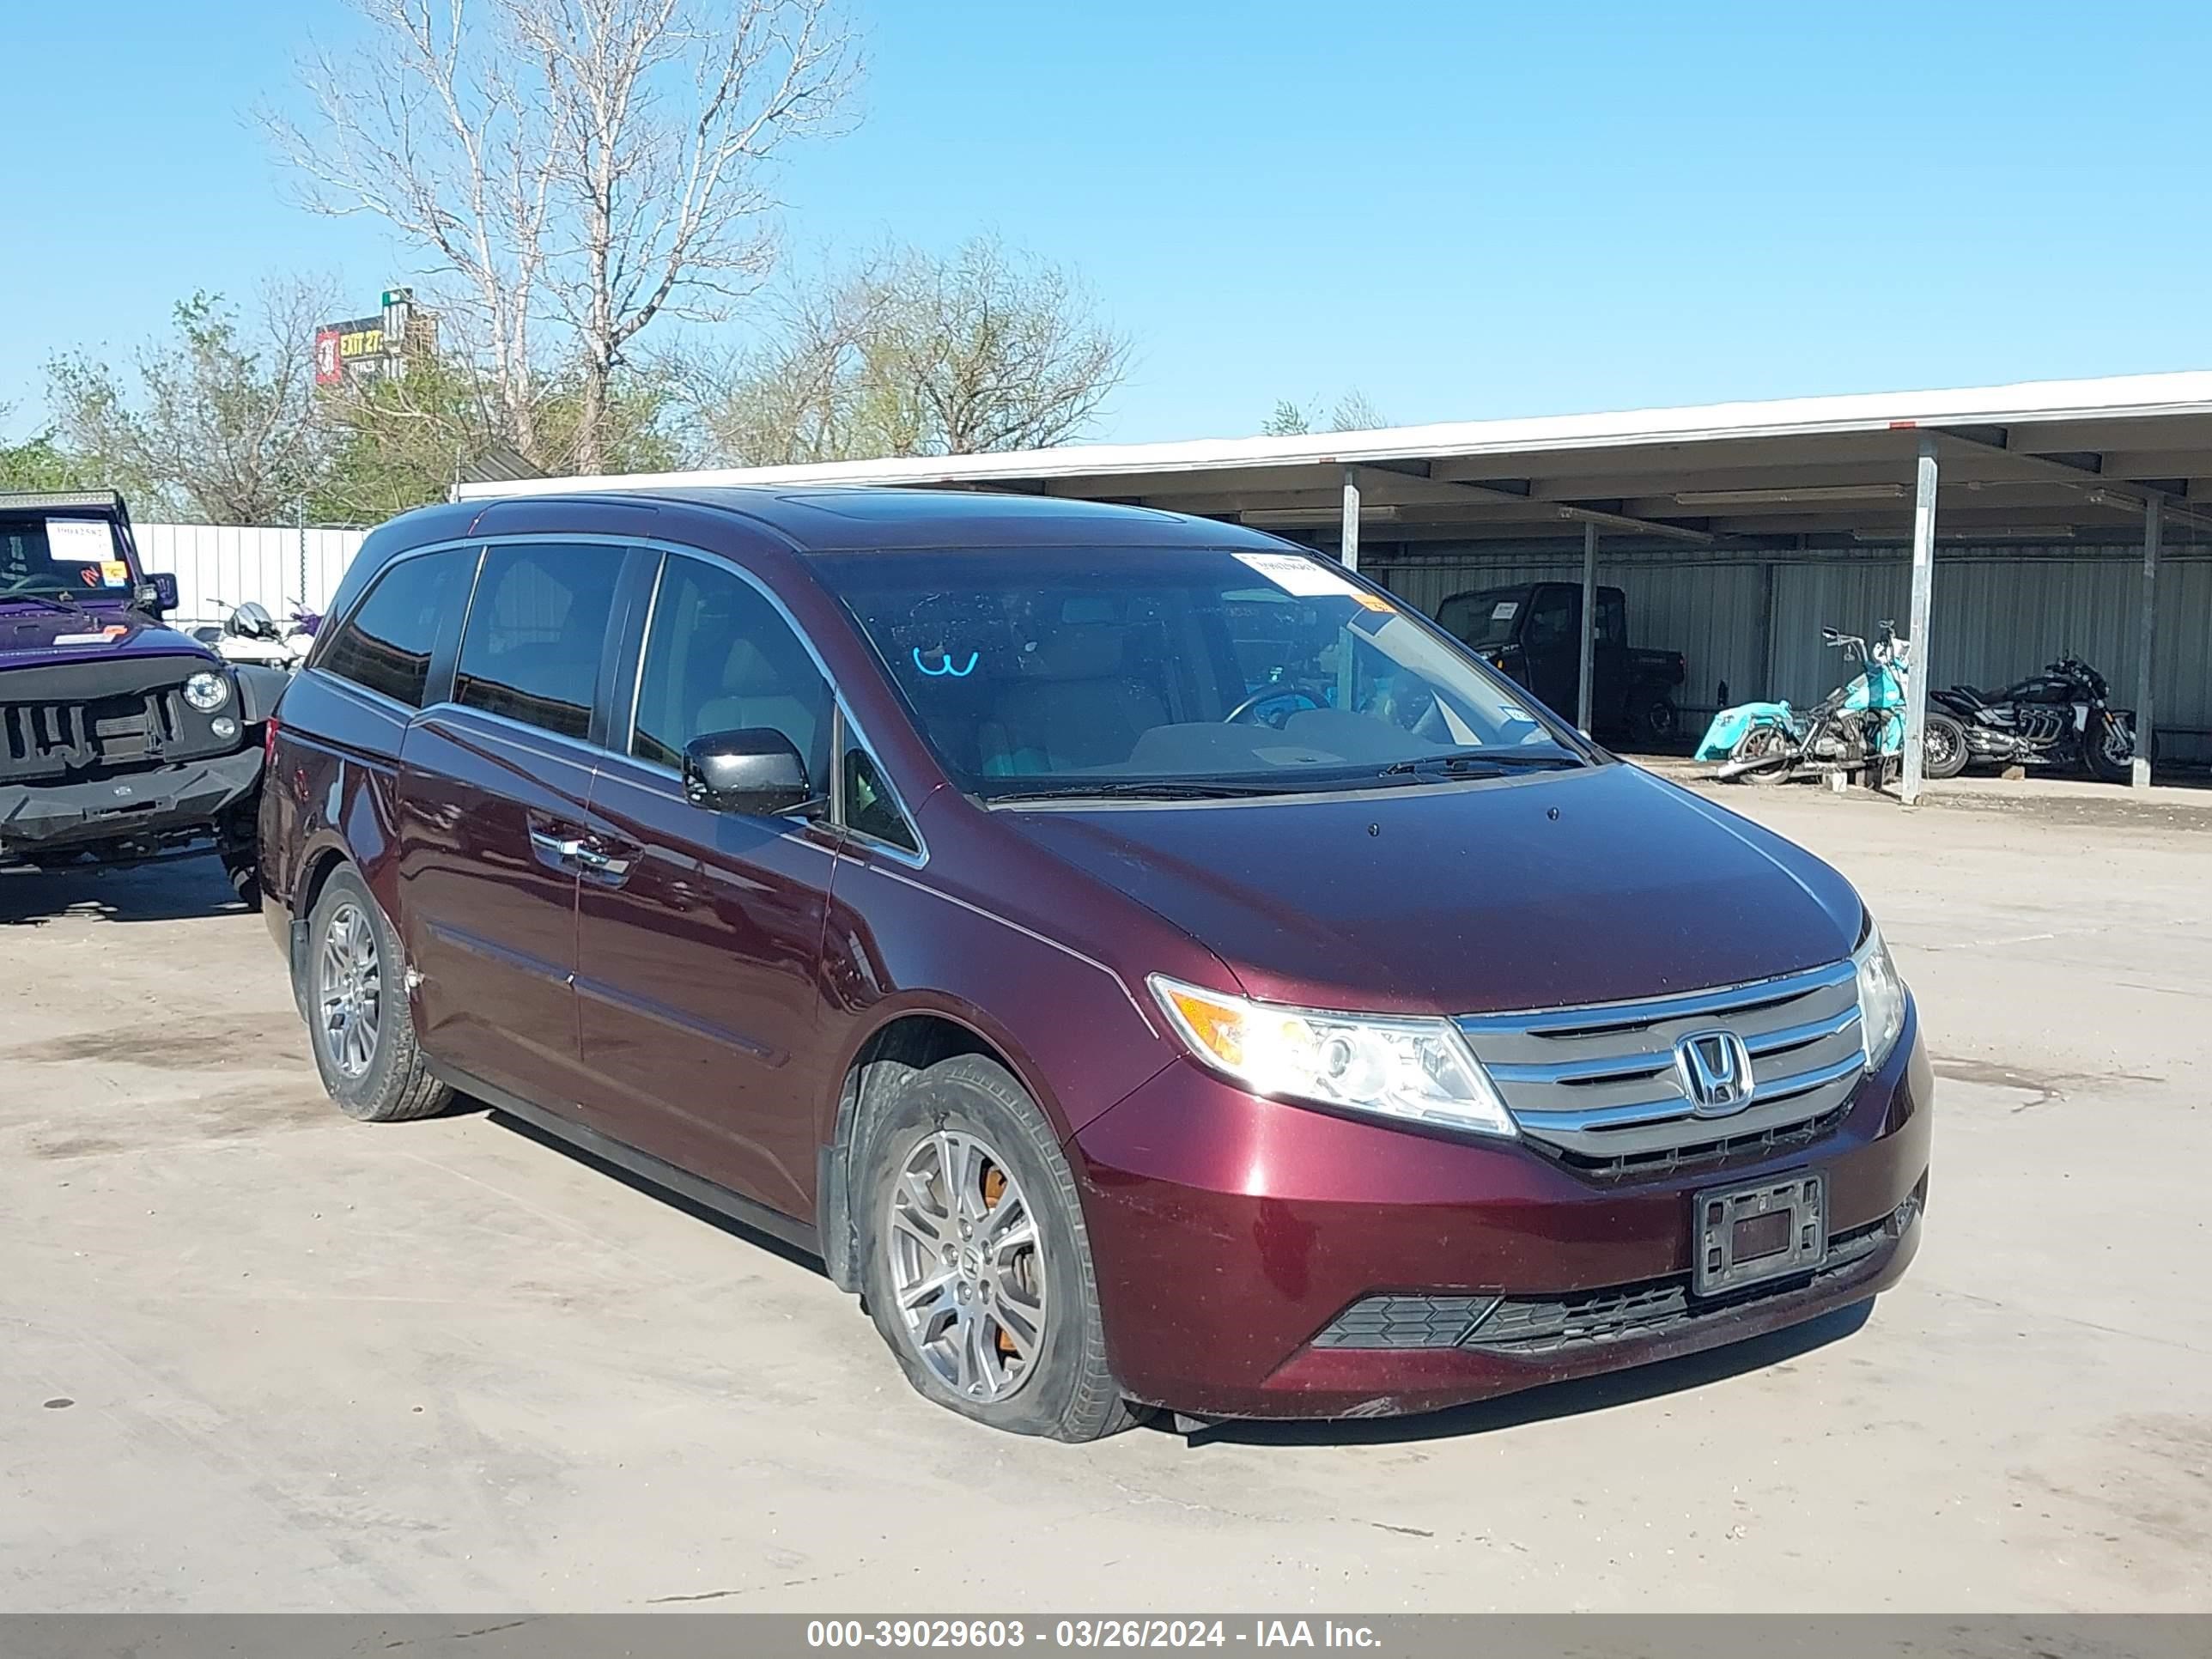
[1730, 724, 1795, 784]
[1921, 712, 1970, 781]
[856, 1054, 1139, 1441]
[305, 866, 453, 1122]
[1638, 694, 1680, 745]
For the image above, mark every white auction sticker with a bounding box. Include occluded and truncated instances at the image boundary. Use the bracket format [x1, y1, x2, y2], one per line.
[46, 519, 115, 562]
[1232, 551, 1365, 598]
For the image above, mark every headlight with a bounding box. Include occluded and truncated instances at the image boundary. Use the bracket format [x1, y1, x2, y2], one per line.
[1853, 921, 1907, 1069]
[184, 671, 231, 713]
[1148, 975, 1517, 1139]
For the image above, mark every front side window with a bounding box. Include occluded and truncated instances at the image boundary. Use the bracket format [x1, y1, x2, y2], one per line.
[630, 555, 832, 788]
[453, 544, 624, 740]
[811, 546, 1587, 800]
[320, 548, 473, 708]
[1597, 590, 1628, 649]
[1524, 586, 1574, 651]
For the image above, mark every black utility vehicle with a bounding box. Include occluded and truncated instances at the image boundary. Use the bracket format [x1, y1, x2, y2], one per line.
[1436, 581, 1685, 742]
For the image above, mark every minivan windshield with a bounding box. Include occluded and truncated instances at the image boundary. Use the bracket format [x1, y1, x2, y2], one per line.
[812, 546, 1590, 799]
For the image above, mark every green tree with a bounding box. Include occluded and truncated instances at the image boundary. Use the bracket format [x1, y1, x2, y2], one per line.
[45, 285, 330, 522]
[1261, 398, 1310, 436]
[0, 408, 92, 492]
[1261, 390, 1388, 437]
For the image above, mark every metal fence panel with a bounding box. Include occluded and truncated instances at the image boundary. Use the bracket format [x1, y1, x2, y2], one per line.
[134, 523, 368, 630]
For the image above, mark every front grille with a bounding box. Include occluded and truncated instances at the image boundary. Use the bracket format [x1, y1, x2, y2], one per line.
[1457, 959, 1866, 1164]
[2, 684, 198, 781]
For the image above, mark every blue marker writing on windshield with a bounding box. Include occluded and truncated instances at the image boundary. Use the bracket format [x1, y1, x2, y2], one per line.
[913, 648, 979, 678]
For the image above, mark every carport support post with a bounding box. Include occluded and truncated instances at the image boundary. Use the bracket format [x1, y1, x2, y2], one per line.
[2133, 493, 2160, 788]
[1577, 520, 1598, 732]
[1900, 434, 1939, 805]
[1339, 466, 1361, 573]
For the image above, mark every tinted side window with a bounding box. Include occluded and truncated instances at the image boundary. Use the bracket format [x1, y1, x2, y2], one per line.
[1525, 587, 1574, 650]
[1597, 590, 1627, 648]
[631, 556, 831, 787]
[453, 544, 624, 740]
[844, 745, 917, 852]
[320, 549, 472, 708]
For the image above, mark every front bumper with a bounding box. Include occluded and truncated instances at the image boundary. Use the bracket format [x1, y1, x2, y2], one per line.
[0, 746, 263, 858]
[1071, 1001, 1931, 1420]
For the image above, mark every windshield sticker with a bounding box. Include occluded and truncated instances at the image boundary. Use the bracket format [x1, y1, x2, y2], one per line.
[45, 519, 115, 562]
[1350, 591, 1395, 613]
[100, 560, 131, 587]
[1232, 551, 1364, 599]
[54, 626, 131, 646]
[1491, 600, 1519, 621]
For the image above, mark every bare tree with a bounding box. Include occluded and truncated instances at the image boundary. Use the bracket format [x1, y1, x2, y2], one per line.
[266, 0, 856, 474]
[1261, 389, 1389, 437]
[45, 281, 335, 523]
[692, 236, 1130, 465]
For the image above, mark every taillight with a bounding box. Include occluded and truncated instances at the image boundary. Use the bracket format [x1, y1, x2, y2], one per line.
[264, 715, 282, 764]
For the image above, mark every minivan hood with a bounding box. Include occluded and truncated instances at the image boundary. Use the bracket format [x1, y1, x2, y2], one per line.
[0, 605, 210, 672]
[1001, 763, 1863, 1017]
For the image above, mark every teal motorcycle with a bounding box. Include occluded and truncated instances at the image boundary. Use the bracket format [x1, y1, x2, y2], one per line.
[1697, 623, 1968, 785]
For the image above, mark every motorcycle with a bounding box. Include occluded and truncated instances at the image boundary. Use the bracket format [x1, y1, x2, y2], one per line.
[1696, 622, 1970, 785]
[191, 599, 316, 672]
[1929, 654, 2135, 783]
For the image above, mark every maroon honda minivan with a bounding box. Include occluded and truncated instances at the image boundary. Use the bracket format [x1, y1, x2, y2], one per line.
[259, 487, 1929, 1439]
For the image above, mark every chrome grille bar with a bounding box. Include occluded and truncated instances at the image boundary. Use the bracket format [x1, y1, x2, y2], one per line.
[1458, 958, 1867, 1164]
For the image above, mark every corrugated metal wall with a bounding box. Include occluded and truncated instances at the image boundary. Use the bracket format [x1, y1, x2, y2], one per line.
[133, 523, 368, 630]
[1367, 540, 2212, 763]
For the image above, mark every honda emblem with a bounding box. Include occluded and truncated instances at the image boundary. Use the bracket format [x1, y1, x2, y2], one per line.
[1676, 1030, 1755, 1116]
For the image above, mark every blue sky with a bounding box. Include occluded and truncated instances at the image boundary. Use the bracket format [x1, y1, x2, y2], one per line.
[7, 1, 2209, 445]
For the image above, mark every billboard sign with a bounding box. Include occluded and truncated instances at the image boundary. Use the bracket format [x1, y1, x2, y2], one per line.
[313, 317, 388, 387]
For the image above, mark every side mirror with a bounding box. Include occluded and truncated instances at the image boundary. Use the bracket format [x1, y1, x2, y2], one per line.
[682, 727, 815, 817]
[142, 574, 179, 614]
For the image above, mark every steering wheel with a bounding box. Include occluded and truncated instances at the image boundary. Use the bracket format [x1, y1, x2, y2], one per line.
[1224, 685, 1325, 727]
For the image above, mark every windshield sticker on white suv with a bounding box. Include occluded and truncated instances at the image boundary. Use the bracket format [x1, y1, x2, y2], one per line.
[1233, 551, 1365, 599]
[45, 519, 116, 562]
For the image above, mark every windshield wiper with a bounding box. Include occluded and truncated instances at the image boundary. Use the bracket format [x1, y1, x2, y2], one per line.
[0, 592, 82, 615]
[988, 778, 1296, 803]
[1379, 748, 1583, 781]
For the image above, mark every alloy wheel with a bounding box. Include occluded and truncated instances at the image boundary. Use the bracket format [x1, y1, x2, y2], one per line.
[884, 1128, 1048, 1403]
[317, 901, 383, 1079]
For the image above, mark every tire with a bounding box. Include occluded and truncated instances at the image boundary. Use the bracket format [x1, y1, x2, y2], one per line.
[1730, 724, 1795, 784]
[1641, 695, 1680, 744]
[2082, 712, 2134, 783]
[217, 802, 262, 911]
[854, 1054, 1140, 1441]
[1920, 711, 1970, 781]
[304, 866, 453, 1122]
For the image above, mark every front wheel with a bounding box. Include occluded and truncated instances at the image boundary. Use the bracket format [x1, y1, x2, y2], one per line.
[856, 1054, 1140, 1441]
[1920, 712, 1970, 781]
[2082, 711, 2134, 783]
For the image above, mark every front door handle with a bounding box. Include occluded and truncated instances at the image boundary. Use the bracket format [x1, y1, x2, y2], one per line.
[573, 844, 632, 878]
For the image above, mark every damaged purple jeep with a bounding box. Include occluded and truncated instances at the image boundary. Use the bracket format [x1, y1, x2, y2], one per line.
[1, 490, 288, 902]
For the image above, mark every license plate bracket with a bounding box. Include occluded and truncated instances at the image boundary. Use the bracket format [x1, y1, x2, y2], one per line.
[1692, 1171, 1827, 1297]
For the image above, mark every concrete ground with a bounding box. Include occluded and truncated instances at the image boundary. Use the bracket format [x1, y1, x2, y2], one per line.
[3, 786, 2207, 1613]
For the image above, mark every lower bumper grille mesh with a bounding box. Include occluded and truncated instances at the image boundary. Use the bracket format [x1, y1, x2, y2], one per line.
[1310, 1187, 1921, 1355]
